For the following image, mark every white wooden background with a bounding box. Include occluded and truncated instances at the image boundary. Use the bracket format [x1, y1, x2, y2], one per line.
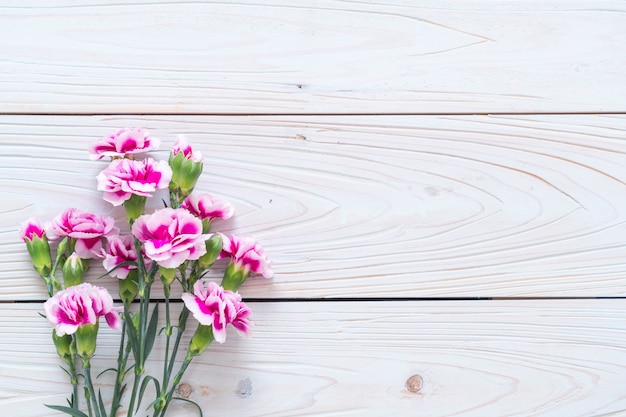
[1, 1, 626, 416]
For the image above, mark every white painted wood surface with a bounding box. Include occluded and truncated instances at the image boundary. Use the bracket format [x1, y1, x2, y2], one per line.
[2, 1, 626, 416]
[2, 115, 625, 300]
[3, 301, 626, 417]
[2, 1, 626, 114]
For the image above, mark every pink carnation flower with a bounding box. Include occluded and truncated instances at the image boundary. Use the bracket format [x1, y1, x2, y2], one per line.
[101, 235, 138, 279]
[46, 208, 118, 258]
[19, 217, 46, 242]
[89, 127, 160, 160]
[220, 234, 273, 278]
[43, 282, 121, 336]
[181, 193, 234, 221]
[182, 280, 252, 343]
[131, 208, 210, 269]
[173, 134, 203, 162]
[97, 158, 172, 206]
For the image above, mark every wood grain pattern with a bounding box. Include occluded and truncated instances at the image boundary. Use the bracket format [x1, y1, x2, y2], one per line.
[2, 1, 626, 114]
[2, 115, 625, 300]
[2, 300, 626, 417]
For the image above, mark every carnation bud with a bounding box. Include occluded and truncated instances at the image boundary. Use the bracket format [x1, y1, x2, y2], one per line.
[62, 253, 86, 287]
[198, 235, 222, 269]
[118, 269, 139, 306]
[168, 137, 203, 199]
[75, 323, 99, 360]
[52, 329, 74, 365]
[188, 323, 214, 357]
[20, 219, 52, 277]
[221, 261, 248, 292]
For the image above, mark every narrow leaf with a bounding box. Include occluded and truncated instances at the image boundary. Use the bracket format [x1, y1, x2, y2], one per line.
[97, 367, 118, 378]
[144, 303, 159, 358]
[45, 404, 90, 417]
[137, 376, 161, 412]
[98, 389, 107, 417]
[174, 397, 204, 417]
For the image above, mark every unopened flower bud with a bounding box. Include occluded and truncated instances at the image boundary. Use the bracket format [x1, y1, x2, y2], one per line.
[198, 235, 222, 269]
[75, 323, 99, 360]
[168, 135, 204, 199]
[19, 218, 52, 277]
[188, 323, 214, 357]
[62, 253, 86, 287]
[52, 329, 74, 365]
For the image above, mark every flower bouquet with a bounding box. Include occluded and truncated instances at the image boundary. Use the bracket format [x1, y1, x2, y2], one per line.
[19, 128, 272, 417]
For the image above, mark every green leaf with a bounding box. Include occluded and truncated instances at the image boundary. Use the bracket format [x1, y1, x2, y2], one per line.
[97, 367, 118, 378]
[124, 310, 139, 357]
[174, 397, 204, 417]
[144, 303, 159, 358]
[98, 389, 107, 417]
[45, 404, 89, 417]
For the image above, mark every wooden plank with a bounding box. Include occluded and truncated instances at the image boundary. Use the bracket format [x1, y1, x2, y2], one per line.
[2, 300, 626, 416]
[2, 1, 626, 114]
[2, 115, 626, 300]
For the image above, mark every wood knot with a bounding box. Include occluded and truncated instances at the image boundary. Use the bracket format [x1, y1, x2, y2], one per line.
[405, 375, 423, 393]
[177, 383, 192, 398]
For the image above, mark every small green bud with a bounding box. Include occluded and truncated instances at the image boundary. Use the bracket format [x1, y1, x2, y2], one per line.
[62, 253, 86, 287]
[75, 323, 99, 360]
[168, 150, 203, 199]
[188, 324, 214, 357]
[198, 235, 223, 270]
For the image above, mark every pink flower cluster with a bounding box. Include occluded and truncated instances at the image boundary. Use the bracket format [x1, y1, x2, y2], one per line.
[90, 128, 159, 160]
[132, 208, 210, 269]
[44, 283, 121, 336]
[46, 208, 118, 259]
[182, 281, 251, 343]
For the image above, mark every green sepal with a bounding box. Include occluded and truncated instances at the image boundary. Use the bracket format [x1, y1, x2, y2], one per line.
[25, 234, 52, 276]
[119, 269, 139, 306]
[124, 194, 147, 223]
[75, 322, 99, 360]
[221, 262, 249, 292]
[51, 330, 74, 365]
[188, 323, 215, 357]
[198, 235, 223, 270]
[159, 266, 177, 286]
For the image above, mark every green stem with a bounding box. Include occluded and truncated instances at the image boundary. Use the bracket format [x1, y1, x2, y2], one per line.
[82, 358, 101, 417]
[154, 354, 193, 417]
[69, 358, 79, 410]
[161, 285, 172, 389]
[109, 320, 128, 417]
[126, 371, 142, 417]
